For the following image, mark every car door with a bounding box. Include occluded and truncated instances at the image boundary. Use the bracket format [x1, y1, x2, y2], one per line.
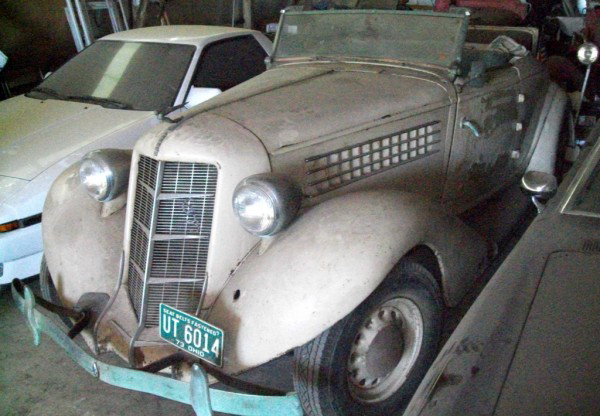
[443, 63, 522, 209]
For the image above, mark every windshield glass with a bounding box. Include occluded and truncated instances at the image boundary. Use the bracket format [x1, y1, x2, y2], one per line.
[273, 10, 467, 68]
[28, 40, 195, 111]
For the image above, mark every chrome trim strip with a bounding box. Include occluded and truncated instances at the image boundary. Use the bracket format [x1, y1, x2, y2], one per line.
[129, 160, 165, 366]
[152, 234, 210, 241]
[148, 277, 205, 284]
[158, 193, 215, 200]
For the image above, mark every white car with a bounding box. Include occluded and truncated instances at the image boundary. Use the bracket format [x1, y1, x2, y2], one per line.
[0, 25, 272, 285]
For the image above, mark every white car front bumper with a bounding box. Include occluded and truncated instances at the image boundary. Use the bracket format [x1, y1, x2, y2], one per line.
[0, 222, 43, 285]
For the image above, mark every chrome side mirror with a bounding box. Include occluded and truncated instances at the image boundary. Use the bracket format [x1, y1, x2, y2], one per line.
[521, 171, 558, 214]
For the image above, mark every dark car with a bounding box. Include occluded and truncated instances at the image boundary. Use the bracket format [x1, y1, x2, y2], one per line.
[405, 124, 600, 416]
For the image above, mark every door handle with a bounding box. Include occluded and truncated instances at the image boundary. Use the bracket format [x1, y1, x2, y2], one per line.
[461, 118, 482, 138]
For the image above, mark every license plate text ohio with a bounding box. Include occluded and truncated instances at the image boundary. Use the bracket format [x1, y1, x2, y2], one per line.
[159, 303, 224, 367]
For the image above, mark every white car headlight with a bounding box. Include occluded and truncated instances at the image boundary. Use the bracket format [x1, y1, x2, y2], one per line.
[232, 174, 302, 236]
[79, 149, 132, 202]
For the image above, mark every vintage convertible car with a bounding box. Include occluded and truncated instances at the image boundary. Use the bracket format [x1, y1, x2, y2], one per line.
[0, 25, 271, 284]
[404, 122, 600, 416]
[13, 9, 568, 416]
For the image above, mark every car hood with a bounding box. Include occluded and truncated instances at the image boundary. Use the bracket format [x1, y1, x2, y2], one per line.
[180, 63, 453, 153]
[0, 95, 154, 180]
[0, 175, 28, 206]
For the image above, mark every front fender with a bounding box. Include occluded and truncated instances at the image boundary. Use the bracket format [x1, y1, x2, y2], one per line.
[43, 162, 125, 308]
[207, 191, 487, 374]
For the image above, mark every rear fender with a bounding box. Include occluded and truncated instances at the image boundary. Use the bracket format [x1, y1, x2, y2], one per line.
[207, 191, 488, 374]
[526, 84, 568, 174]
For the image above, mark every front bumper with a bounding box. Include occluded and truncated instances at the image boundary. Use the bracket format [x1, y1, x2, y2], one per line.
[11, 280, 303, 416]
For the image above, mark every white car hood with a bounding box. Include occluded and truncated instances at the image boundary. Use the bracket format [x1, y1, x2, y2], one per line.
[0, 95, 153, 180]
[0, 175, 28, 206]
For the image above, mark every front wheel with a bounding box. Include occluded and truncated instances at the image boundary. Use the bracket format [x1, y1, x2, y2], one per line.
[293, 260, 443, 416]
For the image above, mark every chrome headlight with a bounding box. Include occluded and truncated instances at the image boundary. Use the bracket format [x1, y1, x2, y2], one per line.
[232, 174, 302, 236]
[577, 42, 599, 65]
[79, 149, 131, 202]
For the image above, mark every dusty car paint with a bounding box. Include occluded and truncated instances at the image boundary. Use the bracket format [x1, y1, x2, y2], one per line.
[44, 66, 561, 375]
[40, 11, 566, 392]
[0, 25, 273, 285]
[405, 125, 600, 416]
[0, 96, 154, 181]
[208, 190, 487, 373]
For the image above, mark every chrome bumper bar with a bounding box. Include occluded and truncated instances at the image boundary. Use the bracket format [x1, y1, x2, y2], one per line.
[11, 280, 303, 416]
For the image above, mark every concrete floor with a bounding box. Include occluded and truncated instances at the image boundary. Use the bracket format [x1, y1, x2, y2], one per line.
[0, 279, 297, 416]
[0, 280, 197, 416]
[0, 189, 533, 416]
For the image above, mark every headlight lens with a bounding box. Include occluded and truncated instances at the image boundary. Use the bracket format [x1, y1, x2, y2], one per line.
[79, 158, 111, 201]
[577, 42, 599, 65]
[233, 186, 277, 234]
[79, 149, 132, 202]
[232, 174, 302, 237]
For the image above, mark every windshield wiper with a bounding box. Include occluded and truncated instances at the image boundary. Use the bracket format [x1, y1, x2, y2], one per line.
[27, 87, 67, 100]
[67, 95, 132, 110]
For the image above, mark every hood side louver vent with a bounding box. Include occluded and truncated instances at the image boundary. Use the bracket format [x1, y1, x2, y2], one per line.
[304, 121, 441, 196]
[582, 239, 600, 253]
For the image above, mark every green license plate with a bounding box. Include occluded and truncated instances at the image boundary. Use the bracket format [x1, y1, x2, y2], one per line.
[159, 303, 224, 367]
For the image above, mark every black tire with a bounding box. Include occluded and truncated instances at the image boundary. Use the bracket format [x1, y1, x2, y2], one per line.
[293, 260, 443, 416]
[39, 256, 72, 328]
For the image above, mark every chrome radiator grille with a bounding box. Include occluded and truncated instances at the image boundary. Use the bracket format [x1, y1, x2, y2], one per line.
[127, 156, 218, 327]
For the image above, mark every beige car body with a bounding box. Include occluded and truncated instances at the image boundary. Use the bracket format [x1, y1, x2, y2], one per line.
[43, 20, 566, 376]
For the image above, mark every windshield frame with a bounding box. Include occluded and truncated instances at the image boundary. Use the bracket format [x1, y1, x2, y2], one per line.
[27, 40, 197, 112]
[271, 9, 469, 69]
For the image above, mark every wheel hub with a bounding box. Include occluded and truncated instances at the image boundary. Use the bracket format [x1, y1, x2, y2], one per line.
[347, 297, 424, 403]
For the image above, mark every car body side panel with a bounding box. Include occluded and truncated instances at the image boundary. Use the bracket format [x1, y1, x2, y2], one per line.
[270, 106, 454, 205]
[404, 221, 556, 416]
[443, 79, 565, 213]
[207, 190, 488, 374]
[404, 136, 600, 416]
[494, 252, 600, 416]
[443, 66, 522, 205]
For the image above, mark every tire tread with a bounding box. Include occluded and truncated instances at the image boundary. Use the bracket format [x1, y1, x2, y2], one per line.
[293, 259, 443, 416]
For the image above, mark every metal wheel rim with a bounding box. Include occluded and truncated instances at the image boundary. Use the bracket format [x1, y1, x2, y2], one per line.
[347, 297, 424, 403]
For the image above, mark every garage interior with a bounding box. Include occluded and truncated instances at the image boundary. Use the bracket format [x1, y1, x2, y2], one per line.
[1, 1, 599, 415]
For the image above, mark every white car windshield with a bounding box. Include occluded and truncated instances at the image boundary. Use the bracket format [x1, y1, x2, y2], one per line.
[28, 40, 195, 111]
[273, 10, 467, 68]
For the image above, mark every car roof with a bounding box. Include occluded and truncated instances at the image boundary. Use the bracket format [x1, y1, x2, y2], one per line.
[101, 25, 257, 45]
